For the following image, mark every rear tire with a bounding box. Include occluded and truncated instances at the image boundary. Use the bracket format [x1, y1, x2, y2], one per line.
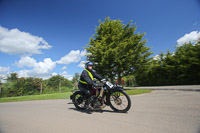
[72, 91, 86, 110]
[109, 90, 131, 113]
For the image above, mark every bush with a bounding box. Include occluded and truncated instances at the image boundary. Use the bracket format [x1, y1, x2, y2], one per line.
[0, 75, 74, 98]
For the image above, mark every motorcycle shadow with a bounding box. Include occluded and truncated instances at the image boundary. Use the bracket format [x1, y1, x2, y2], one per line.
[68, 107, 116, 114]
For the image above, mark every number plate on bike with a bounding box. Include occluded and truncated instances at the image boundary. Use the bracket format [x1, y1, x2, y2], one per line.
[106, 81, 114, 88]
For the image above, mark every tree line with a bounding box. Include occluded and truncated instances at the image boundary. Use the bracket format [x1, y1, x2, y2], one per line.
[136, 42, 200, 86]
[0, 73, 80, 97]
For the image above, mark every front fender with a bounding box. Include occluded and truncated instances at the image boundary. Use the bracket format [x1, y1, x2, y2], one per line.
[105, 86, 124, 105]
[109, 86, 124, 93]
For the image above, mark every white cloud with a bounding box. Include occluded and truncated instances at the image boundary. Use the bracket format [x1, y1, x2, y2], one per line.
[18, 70, 29, 78]
[51, 72, 58, 76]
[16, 57, 56, 79]
[56, 50, 86, 64]
[6, 49, 87, 79]
[0, 74, 8, 83]
[78, 61, 85, 68]
[153, 55, 160, 60]
[0, 66, 10, 83]
[0, 66, 10, 73]
[60, 71, 73, 80]
[177, 31, 200, 47]
[0, 25, 52, 55]
[16, 56, 37, 67]
[61, 66, 67, 70]
[29, 58, 56, 77]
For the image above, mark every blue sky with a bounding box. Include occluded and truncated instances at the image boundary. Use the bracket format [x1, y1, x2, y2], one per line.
[0, 0, 200, 80]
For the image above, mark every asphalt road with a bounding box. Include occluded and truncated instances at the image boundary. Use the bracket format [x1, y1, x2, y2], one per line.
[125, 85, 200, 91]
[0, 90, 200, 133]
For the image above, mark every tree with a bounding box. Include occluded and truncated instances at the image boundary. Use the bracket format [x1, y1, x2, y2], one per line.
[0, 77, 2, 97]
[85, 17, 152, 84]
[47, 75, 72, 92]
[174, 42, 200, 84]
[72, 73, 80, 90]
[72, 73, 80, 84]
[137, 42, 200, 86]
[47, 75, 64, 91]
[7, 73, 18, 82]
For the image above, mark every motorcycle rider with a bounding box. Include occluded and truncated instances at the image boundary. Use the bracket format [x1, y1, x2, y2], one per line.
[79, 61, 104, 108]
[79, 62, 103, 95]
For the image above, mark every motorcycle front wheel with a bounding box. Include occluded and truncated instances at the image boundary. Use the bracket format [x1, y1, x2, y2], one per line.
[108, 90, 131, 113]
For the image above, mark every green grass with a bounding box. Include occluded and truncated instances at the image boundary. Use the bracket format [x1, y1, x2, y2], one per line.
[0, 92, 72, 103]
[125, 89, 152, 95]
[0, 89, 152, 103]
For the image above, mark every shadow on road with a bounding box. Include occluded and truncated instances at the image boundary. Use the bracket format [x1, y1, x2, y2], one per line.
[68, 107, 117, 114]
[0, 128, 4, 133]
[197, 124, 200, 133]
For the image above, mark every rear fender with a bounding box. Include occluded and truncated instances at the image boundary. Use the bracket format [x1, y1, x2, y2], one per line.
[70, 90, 83, 100]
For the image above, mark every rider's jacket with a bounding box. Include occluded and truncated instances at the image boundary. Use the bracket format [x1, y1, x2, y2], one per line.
[79, 68, 102, 88]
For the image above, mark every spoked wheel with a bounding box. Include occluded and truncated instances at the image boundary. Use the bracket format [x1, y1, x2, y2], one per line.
[109, 90, 131, 113]
[72, 91, 86, 110]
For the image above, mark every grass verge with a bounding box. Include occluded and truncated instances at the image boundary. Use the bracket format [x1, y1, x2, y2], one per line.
[0, 92, 72, 103]
[125, 89, 152, 95]
[0, 89, 151, 103]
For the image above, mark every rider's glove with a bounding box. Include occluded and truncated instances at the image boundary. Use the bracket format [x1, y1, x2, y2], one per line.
[101, 79, 106, 83]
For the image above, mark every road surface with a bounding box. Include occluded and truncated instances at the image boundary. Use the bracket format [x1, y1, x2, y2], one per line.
[125, 85, 200, 91]
[0, 90, 200, 133]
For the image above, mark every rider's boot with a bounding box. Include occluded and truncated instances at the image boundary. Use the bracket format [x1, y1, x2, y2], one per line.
[84, 97, 93, 110]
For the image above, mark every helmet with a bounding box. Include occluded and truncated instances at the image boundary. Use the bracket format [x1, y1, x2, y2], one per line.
[85, 61, 93, 68]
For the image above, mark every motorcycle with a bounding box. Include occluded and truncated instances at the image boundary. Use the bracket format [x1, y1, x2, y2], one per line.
[70, 80, 131, 113]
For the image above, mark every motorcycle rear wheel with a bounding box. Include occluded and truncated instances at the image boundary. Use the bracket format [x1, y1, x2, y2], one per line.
[72, 91, 86, 110]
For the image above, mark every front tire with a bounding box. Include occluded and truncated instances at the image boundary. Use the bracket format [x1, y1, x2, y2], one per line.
[109, 90, 131, 113]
